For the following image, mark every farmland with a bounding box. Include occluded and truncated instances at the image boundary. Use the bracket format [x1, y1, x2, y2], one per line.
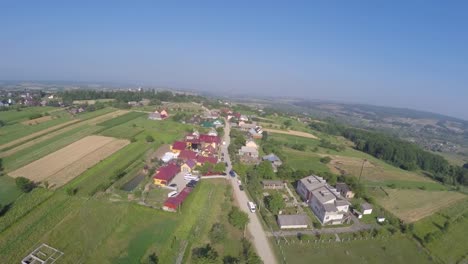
[9, 136, 129, 188]
[370, 188, 466, 222]
[0, 176, 22, 205]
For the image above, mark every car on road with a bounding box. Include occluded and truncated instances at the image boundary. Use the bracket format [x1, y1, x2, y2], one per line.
[239, 185, 244, 191]
[229, 170, 236, 177]
[248, 201, 256, 213]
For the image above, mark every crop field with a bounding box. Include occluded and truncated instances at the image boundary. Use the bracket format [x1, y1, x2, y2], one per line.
[372, 188, 466, 222]
[72, 98, 116, 104]
[3, 125, 103, 171]
[0, 109, 128, 158]
[263, 128, 319, 139]
[276, 235, 433, 264]
[20, 115, 53, 125]
[96, 111, 145, 127]
[283, 148, 330, 173]
[9, 136, 129, 188]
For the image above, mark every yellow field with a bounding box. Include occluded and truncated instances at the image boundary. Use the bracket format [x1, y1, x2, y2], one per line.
[9, 136, 129, 188]
[375, 188, 466, 222]
[262, 128, 319, 139]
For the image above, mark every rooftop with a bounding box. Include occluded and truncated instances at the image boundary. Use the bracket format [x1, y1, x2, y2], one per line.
[299, 175, 327, 192]
[277, 214, 309, 227]
[361, 202, 373, 210]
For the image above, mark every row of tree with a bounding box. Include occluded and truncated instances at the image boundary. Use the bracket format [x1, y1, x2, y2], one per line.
[310, 120, 468, 186]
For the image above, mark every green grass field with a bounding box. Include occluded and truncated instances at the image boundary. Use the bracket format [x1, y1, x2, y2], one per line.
[97, 111, 145, 127]
[0, 106, 58, 124]
[0, 176, 22, 205]
[283, 148, 330, 173]
[276, 235, 433, 264]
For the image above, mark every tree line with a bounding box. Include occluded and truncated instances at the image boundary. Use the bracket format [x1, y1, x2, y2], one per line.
[310, 120, 468, 186]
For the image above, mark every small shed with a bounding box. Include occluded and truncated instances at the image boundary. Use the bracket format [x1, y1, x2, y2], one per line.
[377, 216, 386, 223]
[277, 214, 309, 229]
[361, 202, 373, 215]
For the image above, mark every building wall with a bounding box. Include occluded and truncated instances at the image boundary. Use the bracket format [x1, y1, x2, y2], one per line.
[154, 178, 167, 186]
[296, 181, 311, 202]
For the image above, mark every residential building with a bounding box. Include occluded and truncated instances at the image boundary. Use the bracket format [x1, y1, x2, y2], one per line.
[361, 202, 373, 215]
[153, 163, 180, 186]
[262, 180, 284, 189]
[238, 146, 259, 159]
[178, 149, 198, 161]
[262, 153, 283, 171]
[277, 214, 309, 229]
[148, 111, 162, 120]
[297, 175, 350, 225]
[181, 159, 197, 173]
[171, 141, 186, 153]
[336, 182, 355, 199]
[196, 155, 218, 166]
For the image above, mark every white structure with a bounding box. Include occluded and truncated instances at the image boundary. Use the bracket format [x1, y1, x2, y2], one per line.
[161, 152, 179, 163]
[277, 214, 309, 229]
[361, 202, 373, 215]
[377, 216, 386, 223]
[248, 201, 256, 213]
[238, 146, 259, 158]
[296, 175, 350, 225]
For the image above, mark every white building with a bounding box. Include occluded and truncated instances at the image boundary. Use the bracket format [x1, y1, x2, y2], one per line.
[296, 175, 350, 225]
[361, 202, 373, 215]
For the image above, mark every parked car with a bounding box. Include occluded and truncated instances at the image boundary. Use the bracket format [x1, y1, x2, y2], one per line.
[248, 201, 256, 213]
[187, 180, 198, 188]
[167, 191, 178, 197]
[169, 183, 177, 188]
[239, 185, 244, 191]
[229, 170, 236, 177]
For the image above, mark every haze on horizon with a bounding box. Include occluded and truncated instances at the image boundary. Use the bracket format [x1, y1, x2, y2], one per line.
[1, 1, 467, 119]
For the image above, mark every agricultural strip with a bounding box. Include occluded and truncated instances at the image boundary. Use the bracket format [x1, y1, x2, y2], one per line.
[9, 136, 129, 188]
[20, 115, 52, 125]
[263, 128, 319, 139]
[374, 188, 466, 222]
[0, 109, 128, 158]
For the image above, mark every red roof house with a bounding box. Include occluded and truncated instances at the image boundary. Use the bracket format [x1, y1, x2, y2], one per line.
[199, 135, 220, 144]
[171, 141, 186, 152]
[163, 187, 193, 212]
[179, 149, 198, 160]
[196, 155, 218, 165]
[153, 163, 180, 186]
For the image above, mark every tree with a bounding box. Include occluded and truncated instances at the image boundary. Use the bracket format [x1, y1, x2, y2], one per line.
[148, 253, 159, 264]
[228, 207, 249, 230]
[240, 238, 263, 264]
[261, 131, 268, 141]
[264, 192, 285, 214]
[283, 120, 292, 128]
[0, 120, 4, 127]
[192, 244, 219, 264]
[320, 156, 332, 164]
[256, 160, 274, 179]
[209, 223, 226, 243]
[213, 162, 226, 174]
[15, 177, 34, 193]
[146, 135, 155, 142]
[463, 163, 468, 169]
[197, 162, 213, 175]
[223, 255, 240, 264]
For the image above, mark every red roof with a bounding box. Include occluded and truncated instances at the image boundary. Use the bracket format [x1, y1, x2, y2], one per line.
[199, 135, 220, 144]
[172, 141, 186, 151]
[153, 163, 180, 182]
[197, 155, 218, 164]
[179, 150, 198, 160]
[186, 138, 201, 144]
[202, 145, 216, 154]
[164, 187, 193, 209]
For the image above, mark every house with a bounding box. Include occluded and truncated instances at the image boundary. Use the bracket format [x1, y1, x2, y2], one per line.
[196, 155, 218, 166]
[353, 209, 363, 219]
[238, 146, 259, 158]
[181, 159, 197, 173]
[239, 123, 257, 131]
[249, 127, 263, 139]
[148, 111, 162, 120]
[201, 120, 214, 128]
[160, 110, 169, 119]
[153, 163, 180, 186]
[207, 128, 218, 136]
[277, 214, 309, 229]
[239, 115, 249, 121]
[201, 145, 216, 157]
[361, 202, 373, 215]
[245, 140, 258, 149]
[161, 152, 179, 163]
[262, 180, 284, 190]
[262, 153, 283, 172]
[335, 183, 355, 199]
[171, 141, 187, 153]
[213, 119, 223, 127]
[199, 134, 220, 148]
[179, 149, 198, 161]
[163, 187, 193, 212]
[297, 175, 350, 225]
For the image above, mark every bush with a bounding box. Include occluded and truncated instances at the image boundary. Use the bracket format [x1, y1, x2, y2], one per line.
[192, 244, 218, 264]
[320, 156, 332, 164]
[66, 187, 78, 196]
[228, 207, 249, 230]
[145, 135, 155, 142]
[209, 223, 226, 243]
[15, 177, 34, 193]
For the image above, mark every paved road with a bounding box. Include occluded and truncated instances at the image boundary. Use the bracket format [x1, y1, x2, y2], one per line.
[221, 120, 277, 264]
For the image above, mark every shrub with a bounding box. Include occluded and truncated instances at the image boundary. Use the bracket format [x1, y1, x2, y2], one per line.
[320, 156, 332, 164]
[15, 177, 34, 193]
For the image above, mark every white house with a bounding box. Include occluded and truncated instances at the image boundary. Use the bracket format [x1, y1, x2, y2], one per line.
[361, 202, 373, 215]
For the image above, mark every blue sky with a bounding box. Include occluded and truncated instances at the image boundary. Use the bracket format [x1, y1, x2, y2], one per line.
[1, 1, 467, 119]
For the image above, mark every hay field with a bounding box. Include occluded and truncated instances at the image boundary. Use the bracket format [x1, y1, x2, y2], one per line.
[375, 188, 466, 223]
[9, 136, 129, 188]
[263, 128, 319, 139]
[0, 110, 128, 158]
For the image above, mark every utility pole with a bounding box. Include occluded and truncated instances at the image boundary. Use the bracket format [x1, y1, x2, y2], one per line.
[359, 159, 367, 183]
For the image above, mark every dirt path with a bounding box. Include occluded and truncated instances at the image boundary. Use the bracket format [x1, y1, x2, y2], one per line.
[263, 128, 319, 139]
[0, 110, 128, 158]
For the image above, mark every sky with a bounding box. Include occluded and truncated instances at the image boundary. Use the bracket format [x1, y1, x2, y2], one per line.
[1, 1, 467, 119]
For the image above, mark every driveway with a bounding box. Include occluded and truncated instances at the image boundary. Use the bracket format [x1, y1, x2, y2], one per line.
[222, 120, 278, 264]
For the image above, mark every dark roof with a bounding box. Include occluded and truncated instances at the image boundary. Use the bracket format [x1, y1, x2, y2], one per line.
[164, 187, 193, 209]
[172, 141, 186, 151]
[361, 202, 373, 210]
[336, 182, 351, 193]
[153, 163, 180, 181]
[179, 150, 198, 160]
[185, 159, 197, 168]
[197, 155, 218, 164]
[277, 214, 309, 227]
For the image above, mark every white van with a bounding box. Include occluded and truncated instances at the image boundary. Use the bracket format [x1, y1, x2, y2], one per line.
[167, 191, 178, 198]
[248, 201, 256, 213]
[184, 174, 199, 181]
